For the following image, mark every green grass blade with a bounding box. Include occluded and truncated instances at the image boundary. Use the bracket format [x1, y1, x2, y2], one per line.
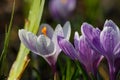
[0, 0, 15, 76]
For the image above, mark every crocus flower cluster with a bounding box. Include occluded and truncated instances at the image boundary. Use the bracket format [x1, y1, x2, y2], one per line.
[81, 20, 120, 80]
[18, 21, 71, 72]
[58, 31, 103, 77]
[18, 19, 120, 80]
[58, 20, 120, 80]
[49, 0, 76, 21]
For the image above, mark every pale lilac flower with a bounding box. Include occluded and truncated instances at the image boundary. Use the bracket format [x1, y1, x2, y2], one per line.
[49, 0, 76, 21]
[58, 31, 103, 76]
[18, 21, 71, 72]
[82, 20, 120, 80]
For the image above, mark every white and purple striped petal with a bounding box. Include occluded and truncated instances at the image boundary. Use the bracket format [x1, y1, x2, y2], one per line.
[82, 20, 120, 80]
[58, 36, 77, 60]
[78, 36, 103, 75]
[52, 24, 64, 54]
[19, 29, 38, 54]
[81, 23, 105, 54]
[36, 35, 56, 57]
[49, 0, 76, 21]
[74, 31, 80, 51]
[63, 21, 71, 40]
[100, 27, 119, 56]
[18, 21, 71, 69]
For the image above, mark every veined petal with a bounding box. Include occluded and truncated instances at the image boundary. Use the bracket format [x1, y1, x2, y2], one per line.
[104, 20, 120, 42]
[26, 32, 38, 53]
[52, 24, 64, 54]
[81, 23, 98, 40]
[74, 31, 80, 51]
[79, 36, 103, 64]
[78, 36, 103, 74]
[39, 24, 54, 39]
[19, 29, 38, 53]
[57, 36, 77, 60]
[19, 29, 29, 47]
[100, 27, 119, 55]
[114, 41, 120, 57]
[49, 0, 76, 21]
[52, 24, 64, 40]
[104, 20, 119, 32]
[81, 23, 104, 54]
[36, 35, 56, 57]
[63, 21, 71, 40]
[78, 36, 92, 63]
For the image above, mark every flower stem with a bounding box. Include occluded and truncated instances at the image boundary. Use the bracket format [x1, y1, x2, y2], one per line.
[108, 59, 115, 80]
[51, 65, 59, 80]
[74, 61, 89, 80]
[54, 72, 58, 80]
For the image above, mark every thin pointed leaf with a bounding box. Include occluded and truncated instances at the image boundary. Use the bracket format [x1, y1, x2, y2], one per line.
[0, 0, 15, 76]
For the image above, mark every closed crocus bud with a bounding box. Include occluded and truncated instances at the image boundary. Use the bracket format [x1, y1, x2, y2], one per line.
[57, 31, 103, 77]
[75, 33, 103, 76]
[49, 0, 76, 21]
[18, 21, 71, 73]
[81, 20, 120, 80]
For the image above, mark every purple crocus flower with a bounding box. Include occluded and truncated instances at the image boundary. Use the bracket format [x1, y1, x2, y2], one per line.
[81, 20, 120, 80]
[18, 21, 71, 72]
[58, 31, 103, 76]
[49, 0, 76, 21]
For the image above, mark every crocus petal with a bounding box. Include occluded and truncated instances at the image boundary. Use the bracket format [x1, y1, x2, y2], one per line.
[78, 36, 92, 64]
[53, 24, 64, 39]
[63, 21, 71, 40]
[100, 27, 119, 56]
[26, 32, 38, 53]
[81, 23, 105, 54]
[19, 29, 38, 54]
[36, 35, 56, 57]
[114, 41, 120, 57]
[52, 24, 64, 53]
[19, 29, 29, 47]
[58, 36, 77, 60]
[114, 51, 120, 75]
[39, 24, 54, 39]
[92, 52, 104, 75]
[104, 20, 120, 43]
[104, 20, 117, 28]
[49, 0, 63, 20]
[49, 0, 76, 21]
[104, 20, 119, 32]
[44, 54, 57, 69]
[74, 31, 80, 51]
[66, 0, 76, 11]
[78, 35, 103, 74]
